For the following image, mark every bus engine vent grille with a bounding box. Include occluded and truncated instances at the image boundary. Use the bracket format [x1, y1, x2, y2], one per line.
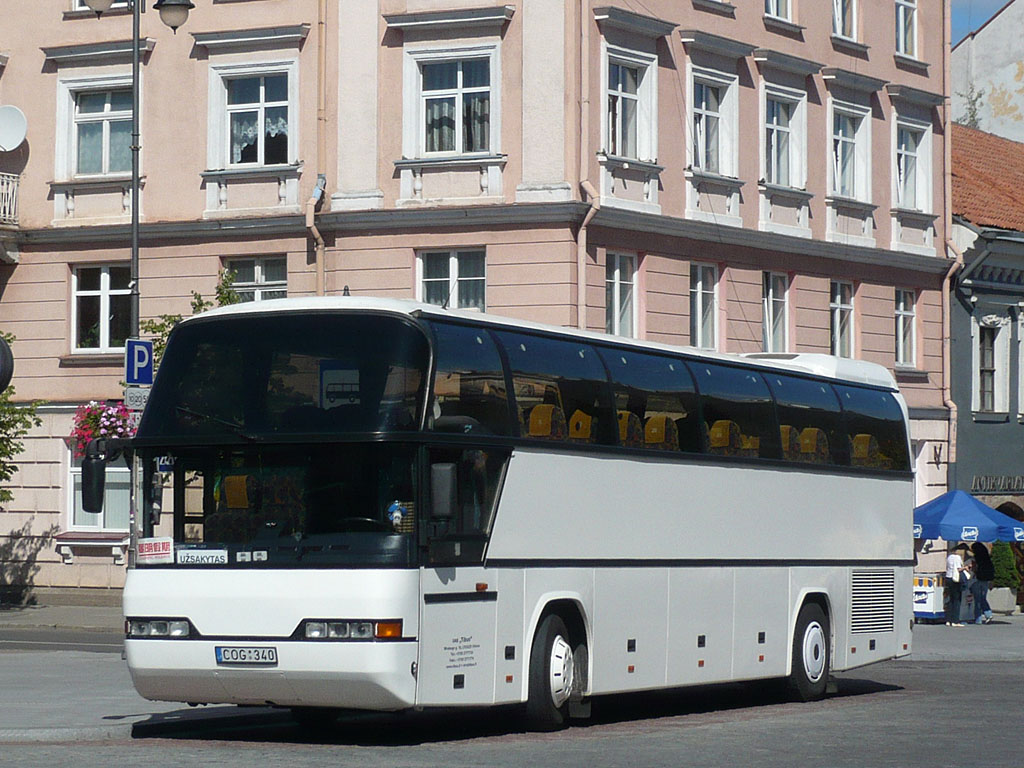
[850, 569, 895, 634]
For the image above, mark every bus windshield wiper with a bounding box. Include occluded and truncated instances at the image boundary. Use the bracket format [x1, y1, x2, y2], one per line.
[175, 406, 262, 441]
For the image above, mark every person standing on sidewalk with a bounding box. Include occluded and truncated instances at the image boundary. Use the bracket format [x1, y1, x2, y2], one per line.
[971, 542, 996, 624]
[945, 544, 968, 627]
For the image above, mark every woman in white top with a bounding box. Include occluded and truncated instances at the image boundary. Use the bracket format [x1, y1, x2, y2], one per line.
[945, 545, 968, 626]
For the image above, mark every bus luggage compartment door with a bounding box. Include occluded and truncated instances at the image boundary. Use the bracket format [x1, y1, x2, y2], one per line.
[416, 567, 498, 706]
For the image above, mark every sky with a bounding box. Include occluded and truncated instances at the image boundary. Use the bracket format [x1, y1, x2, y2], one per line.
[952, 0, 1012, 46]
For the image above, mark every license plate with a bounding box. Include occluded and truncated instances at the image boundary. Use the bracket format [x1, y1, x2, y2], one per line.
[215, 646, 278, 666]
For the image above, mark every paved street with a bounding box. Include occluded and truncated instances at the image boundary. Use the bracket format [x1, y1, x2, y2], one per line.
[1, 603, 1023, 767]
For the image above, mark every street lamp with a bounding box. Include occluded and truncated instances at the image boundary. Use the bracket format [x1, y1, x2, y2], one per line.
[79, 0, 194, 340]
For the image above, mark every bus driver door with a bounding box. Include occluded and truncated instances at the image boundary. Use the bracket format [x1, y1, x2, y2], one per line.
[417, 448, 503, 707]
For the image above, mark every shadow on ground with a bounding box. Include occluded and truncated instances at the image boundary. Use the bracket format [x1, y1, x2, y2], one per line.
[129, 675, 902, 746]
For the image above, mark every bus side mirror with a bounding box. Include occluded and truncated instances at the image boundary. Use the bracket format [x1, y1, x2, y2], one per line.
[81, 455, 106, 514]
[430, 463, 457, 521]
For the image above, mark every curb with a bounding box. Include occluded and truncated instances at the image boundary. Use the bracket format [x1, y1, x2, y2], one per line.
[0, 725, 134, 743]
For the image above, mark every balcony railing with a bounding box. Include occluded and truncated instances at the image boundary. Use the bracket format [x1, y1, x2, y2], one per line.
[0, 173, 18, 226]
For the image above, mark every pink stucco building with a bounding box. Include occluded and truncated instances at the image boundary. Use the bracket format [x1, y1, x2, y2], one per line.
[0, 0, 953, 594]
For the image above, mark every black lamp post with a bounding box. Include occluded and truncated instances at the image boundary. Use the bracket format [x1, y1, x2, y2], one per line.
[79, 0, 195, 340]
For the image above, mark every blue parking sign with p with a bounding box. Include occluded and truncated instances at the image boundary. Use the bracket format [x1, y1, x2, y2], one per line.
[126, 339, 154, 386]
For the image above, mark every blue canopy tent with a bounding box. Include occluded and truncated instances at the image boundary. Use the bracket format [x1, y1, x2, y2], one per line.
[913, 490, 1024, 543]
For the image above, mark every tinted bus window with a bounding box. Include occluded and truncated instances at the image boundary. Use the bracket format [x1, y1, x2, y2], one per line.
[835, 385, 910, 471]
[428, 322, 512, 436]
[765, 373, 848, 466]
[495, 331, 615, 445]
[140, 314, 428, 439]
[600, 348, 702, 452]
[689, 362, 780, 459]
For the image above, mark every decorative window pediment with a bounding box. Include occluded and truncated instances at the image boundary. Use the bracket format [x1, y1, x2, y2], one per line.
[385, 5, 514, 31]
[679, 30, 754, 59]
[191, 25, 310, 53]
[42, 39, 155, 66]
[753, 48, 821, 77]
[594, 6, 676, 38]
[885, 84, 943, 107]
[822, 67, 887, 94]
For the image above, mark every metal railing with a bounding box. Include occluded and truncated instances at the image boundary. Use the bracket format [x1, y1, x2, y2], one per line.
[0, 173, 18, 226]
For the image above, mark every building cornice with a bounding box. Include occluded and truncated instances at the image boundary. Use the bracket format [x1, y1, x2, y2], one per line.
[14, 205, 954, 275]
[588, 206, 954, 275]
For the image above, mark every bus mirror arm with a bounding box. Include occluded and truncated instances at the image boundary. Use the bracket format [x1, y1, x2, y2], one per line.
[430, 463, 457, 521]
[81, 438, 131, 514]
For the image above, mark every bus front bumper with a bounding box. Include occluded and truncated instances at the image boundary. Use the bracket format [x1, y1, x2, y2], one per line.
[126, 638, 418, 711]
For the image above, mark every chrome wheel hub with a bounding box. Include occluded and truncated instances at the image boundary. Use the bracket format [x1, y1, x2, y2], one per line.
[801, 620, 826, 683]
[549, 634, 574, 708]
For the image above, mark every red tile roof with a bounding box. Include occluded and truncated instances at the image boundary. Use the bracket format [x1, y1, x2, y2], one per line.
[952, 122, 1024, 233]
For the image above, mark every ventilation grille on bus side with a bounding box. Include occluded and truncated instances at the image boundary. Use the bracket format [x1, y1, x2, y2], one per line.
[850, 569, 896, 634]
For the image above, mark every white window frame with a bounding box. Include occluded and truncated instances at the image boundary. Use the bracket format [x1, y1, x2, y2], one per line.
[690, 262, 718, 350]
[833, 0, 857, 39]
[69, 450, 130, 532]
[762, 83, 807, 189]
[72, 87, 132, 177]
[226, 256, 288, 302]
[71, 264, 131, 353]
[893, 116, 931, 213]
[602, 43, 657, 163]
[688, 67, 738, 177]
[765, 0, 791, 21]
[763, 272, 789, 353]
[403, 44, 501, 161]
[830, 100, 871, 202]
[972, 315, 1010, 413]
[416, 249, 487, 311]
[418, 57, 492, 156]
[895, 0, 917, 58]
[605, 253, 637, 338]
[207, 59, 299, 170]
[830, 280, 855, 358]
[894, 288, 916, 368]
[56, 73, 136, 182]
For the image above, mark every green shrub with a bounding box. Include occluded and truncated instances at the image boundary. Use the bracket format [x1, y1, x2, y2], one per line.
[991, 541, 1021, 591]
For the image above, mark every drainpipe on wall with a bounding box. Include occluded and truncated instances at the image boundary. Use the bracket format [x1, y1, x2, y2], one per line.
[941, 0, 959, 469]
[306, 173, 327, 296]
[306, 0, 328, 297]
[578, 181, 600, 330]
[576, 0, 594, 330]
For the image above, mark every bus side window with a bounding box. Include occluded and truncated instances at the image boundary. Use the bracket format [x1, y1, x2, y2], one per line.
[428, 322, 512, 436]
[599, 348, 701, 453]
[690, 363, 781, 460]
[766, 374, 847, 466]
[834, 385, 910, 471]
[495, 331, 616, 446]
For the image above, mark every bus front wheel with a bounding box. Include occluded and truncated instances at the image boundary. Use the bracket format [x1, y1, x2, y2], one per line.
[788, 602, 830, 702]
[525, 614, 575, 730]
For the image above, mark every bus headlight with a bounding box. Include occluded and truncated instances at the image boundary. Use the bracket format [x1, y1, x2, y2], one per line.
[300, 620, 402, 640]
[127, 619, 191, 638]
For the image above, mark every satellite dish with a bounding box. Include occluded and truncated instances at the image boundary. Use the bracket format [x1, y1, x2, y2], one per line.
[0, 105, 27, 153]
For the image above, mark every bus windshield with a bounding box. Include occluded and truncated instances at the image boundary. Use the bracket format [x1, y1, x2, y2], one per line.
[140, 443, 418, 568]
[137, 313, 429, 441]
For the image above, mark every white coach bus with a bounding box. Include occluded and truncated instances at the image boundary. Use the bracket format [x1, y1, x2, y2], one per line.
[83, 297, 913, 730]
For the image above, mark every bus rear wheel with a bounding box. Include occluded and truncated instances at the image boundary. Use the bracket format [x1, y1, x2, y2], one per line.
[788, 602, 830, 702]
[525, 614, 575, 730]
